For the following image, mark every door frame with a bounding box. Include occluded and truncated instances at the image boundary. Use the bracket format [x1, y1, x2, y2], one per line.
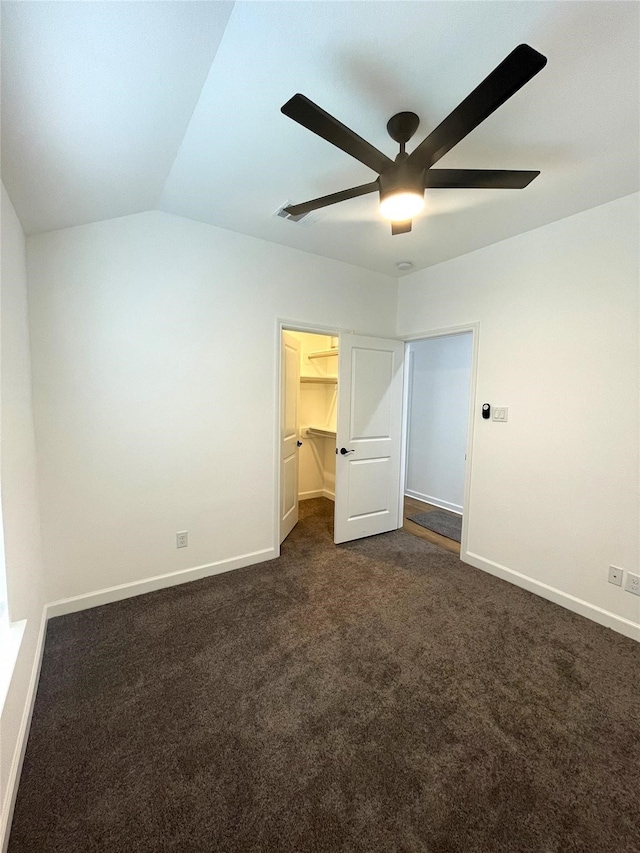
[399, 322, 480, 556]
[274, 319, 349, 556]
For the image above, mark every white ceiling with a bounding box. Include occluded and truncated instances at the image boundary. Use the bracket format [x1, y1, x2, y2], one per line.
[2, 1, 638, 276]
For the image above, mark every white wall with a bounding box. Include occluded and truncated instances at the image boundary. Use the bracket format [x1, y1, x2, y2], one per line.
[0, 185, 47, 846]
[26, 212, 397, 606]
[405, 333, 472, 514]
[398, 193, 640, 639]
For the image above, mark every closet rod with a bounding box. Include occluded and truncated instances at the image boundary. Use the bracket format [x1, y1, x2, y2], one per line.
[307, 349, 339, 360]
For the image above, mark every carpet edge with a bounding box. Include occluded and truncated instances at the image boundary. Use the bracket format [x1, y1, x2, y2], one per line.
[46, 547, 277, 618]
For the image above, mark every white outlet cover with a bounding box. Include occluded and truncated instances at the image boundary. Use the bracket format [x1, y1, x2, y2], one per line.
[624, 572, 640, 596]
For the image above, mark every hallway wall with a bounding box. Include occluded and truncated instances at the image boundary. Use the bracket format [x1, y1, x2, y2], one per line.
[405, 333, 472, 514]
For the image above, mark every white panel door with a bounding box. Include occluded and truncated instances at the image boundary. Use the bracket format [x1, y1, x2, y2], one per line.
[334, 333, 405, 544]
[280, 331, 301, 543]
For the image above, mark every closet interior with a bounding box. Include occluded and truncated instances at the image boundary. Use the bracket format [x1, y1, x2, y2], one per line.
[288, 331, 338, 502]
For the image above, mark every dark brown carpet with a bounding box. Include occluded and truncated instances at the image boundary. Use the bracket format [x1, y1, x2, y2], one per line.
[9, 499, 640, 853]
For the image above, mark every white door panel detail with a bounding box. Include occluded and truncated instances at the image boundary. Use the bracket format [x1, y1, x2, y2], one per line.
[350, 349, 394, 440]
[347, 457, 391, 518]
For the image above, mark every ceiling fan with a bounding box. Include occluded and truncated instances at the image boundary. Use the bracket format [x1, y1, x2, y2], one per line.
[281, 44, 547, 235]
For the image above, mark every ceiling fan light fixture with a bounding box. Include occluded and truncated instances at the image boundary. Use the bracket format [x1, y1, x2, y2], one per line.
[281, 44, 547, 230]
[379, 190, 424, 222]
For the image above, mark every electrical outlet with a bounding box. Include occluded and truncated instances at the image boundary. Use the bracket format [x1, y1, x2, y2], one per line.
[608, 565, 624, 586]
[624, 572, 640, 596]
[176, 531, 188, 549]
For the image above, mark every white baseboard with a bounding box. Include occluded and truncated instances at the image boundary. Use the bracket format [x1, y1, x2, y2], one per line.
[464, 550, 640, 643]
[47, 547, 277, 618]
[299, 489, 324, 500]
[1, 606, 48, 853]
[405, 490, 462, 515]
[299, 490, 335, 502]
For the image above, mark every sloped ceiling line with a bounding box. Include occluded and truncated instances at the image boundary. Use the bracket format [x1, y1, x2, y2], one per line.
[2, 1, 638, 276]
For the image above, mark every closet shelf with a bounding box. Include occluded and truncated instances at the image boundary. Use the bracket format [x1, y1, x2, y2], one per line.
[307, 349, 339, 360]
[305, 427, 336, 439]
[300, 375, 337, 384]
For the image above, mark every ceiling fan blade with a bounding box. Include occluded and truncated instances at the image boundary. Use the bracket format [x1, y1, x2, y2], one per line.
[425, 169, 540, 189]
[284, 181, 379, 217]
[408, 44, 547, 170]
[282, 94, 393, 175]
[391, 220, 412, 235]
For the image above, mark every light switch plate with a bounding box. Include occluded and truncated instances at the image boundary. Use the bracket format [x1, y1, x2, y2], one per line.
[492, 406, 509, 422]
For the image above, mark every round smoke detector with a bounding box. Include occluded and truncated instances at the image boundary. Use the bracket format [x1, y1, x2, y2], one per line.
[396, 261, 413, 271]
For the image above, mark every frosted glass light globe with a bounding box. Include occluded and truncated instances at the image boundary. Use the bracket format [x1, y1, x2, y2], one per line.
[379, 191, 424, 221]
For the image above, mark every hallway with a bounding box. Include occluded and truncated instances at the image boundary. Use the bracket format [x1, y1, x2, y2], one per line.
[402, 496, 461, 555]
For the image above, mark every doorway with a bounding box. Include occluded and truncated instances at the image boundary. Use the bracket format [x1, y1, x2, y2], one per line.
[279, 329, 339, 544]
[402, 331, 475, 555]
[277, 325, 406, 549]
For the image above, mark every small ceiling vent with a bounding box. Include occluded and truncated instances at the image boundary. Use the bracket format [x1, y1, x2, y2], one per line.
[273, 201, 318, 227]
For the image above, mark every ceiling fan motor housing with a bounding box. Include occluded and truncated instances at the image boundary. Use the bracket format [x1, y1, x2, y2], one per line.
[378, 155, 425, 204]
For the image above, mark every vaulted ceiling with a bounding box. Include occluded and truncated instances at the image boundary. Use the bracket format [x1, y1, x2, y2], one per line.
[2, 1, 638, 275]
